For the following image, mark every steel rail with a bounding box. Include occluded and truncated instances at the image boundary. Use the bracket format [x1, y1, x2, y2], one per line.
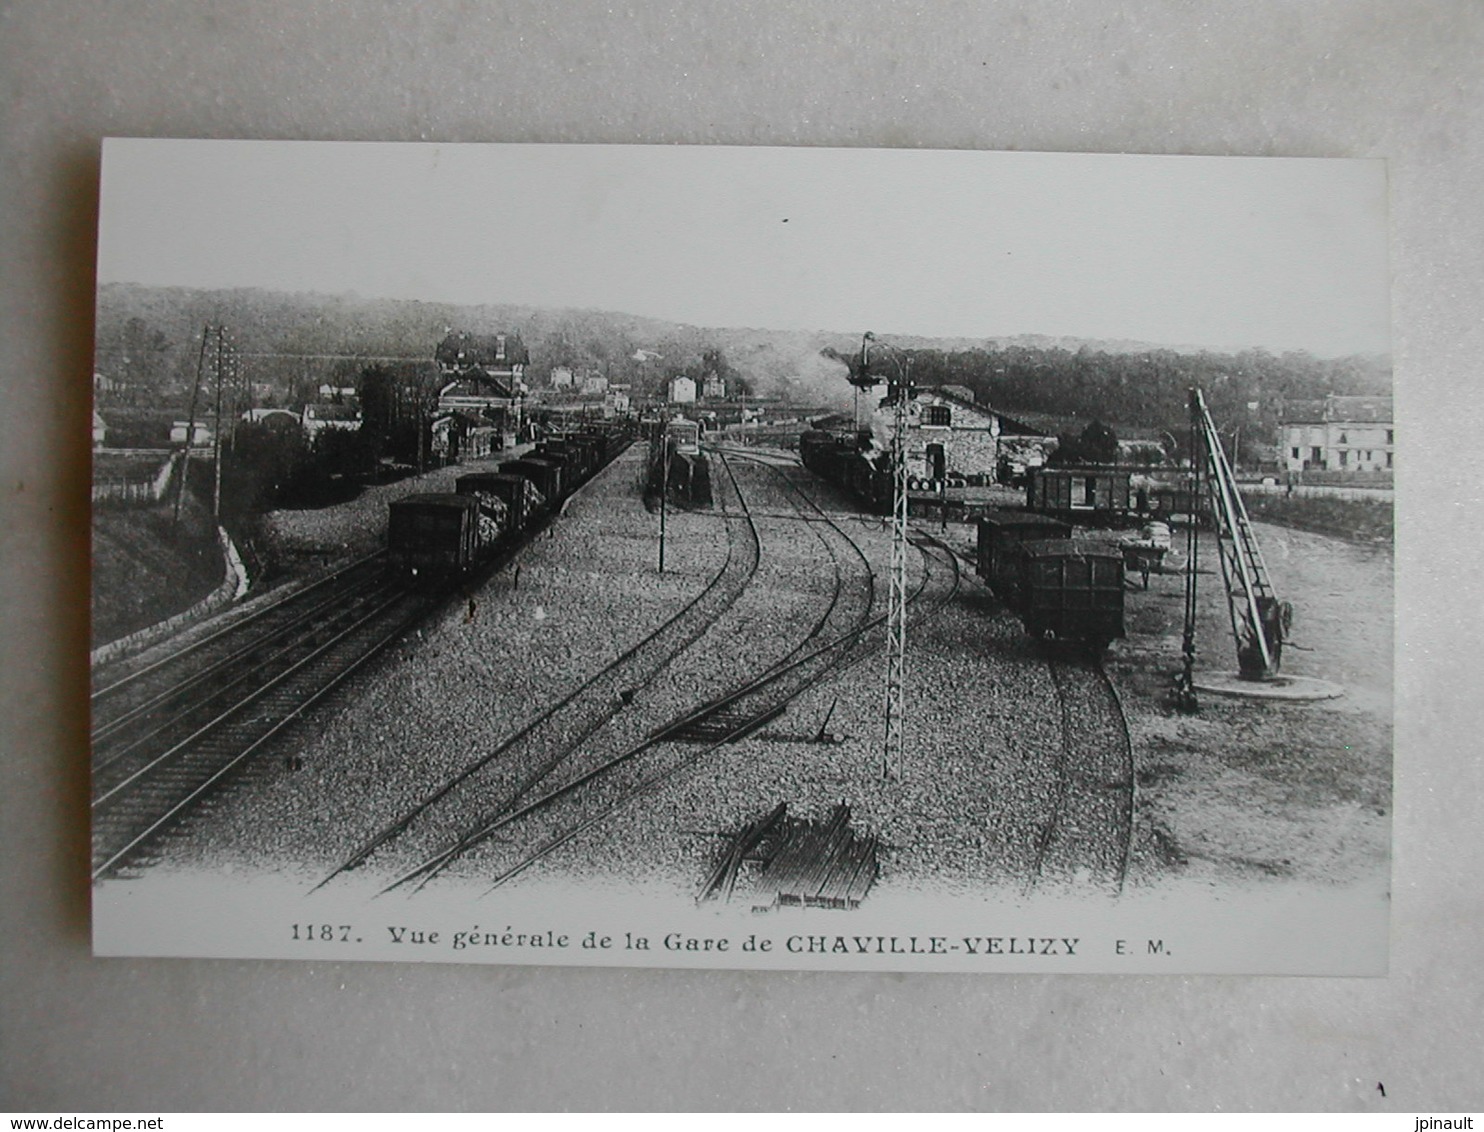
[92, 593, 435, 880]
[394, 501, 960, 897]
[92, 575, 407, 782]
[1027, 655, 1135, 894]
[312, 448, 763, 887]
[91, 551, 387, 704]
[92, 570, 397, 751]
[93, 586, 419, 810]
[383, 451, 884, 894]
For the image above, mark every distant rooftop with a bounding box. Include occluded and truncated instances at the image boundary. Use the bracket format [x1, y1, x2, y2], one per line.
[436, 331, 530, 371]
[1282, 394, 1392, 424]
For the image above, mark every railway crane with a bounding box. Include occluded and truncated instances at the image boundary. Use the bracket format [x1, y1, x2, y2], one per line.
[1174, 387, 1292, 711]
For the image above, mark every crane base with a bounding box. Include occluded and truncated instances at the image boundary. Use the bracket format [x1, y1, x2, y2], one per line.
[1193, 672, 1345, 702]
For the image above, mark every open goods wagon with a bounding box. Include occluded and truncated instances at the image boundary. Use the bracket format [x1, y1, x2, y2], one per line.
[456, 472, 540, 533]
[387, 493, 494, 578]
[975, 510, 1074, 597]
[1010, 539, 1125, 653]
[500, 456, 563, 501]
[389, 426, 632, 581]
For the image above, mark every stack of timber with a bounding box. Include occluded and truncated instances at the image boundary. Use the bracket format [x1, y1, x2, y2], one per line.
[698, 802, 879, 910]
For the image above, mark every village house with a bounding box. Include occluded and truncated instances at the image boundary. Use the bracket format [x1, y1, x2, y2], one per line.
[301, 402, 362, 439]
[317, 383, 359, 403]
[434, 330, 529, 440]
[1281, 394, 1394, 474]
[668, 376, 697, 404]
[605, 385, 632, 414]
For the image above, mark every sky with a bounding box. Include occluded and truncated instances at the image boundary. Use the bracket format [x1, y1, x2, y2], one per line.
[98, 140, 1392, 357]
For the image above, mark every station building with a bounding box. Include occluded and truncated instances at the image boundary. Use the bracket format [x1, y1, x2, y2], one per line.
[434, 330, 530, 441]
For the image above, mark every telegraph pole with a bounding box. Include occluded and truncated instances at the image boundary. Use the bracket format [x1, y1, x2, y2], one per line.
[659, 427, 669, 573]
[173, 324, 213, 530]
[211, 326, 227, 520]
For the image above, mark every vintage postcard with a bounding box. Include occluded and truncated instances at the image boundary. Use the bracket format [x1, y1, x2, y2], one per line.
[90, 141, 1392, 972]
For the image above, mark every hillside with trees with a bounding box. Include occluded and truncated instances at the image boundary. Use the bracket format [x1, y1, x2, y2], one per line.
[829, 340, 1390, 446]
[96, 283, 1390, 441]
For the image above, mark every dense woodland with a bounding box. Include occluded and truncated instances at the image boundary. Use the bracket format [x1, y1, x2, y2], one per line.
[827, 341, 1390, 446]
[97, 284, 1390, 447]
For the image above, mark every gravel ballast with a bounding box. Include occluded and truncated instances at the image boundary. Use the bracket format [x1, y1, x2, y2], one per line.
[136, 445, 1393, 911]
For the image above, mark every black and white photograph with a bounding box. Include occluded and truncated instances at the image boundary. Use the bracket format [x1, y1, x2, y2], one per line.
[89, 140, 1392, 973]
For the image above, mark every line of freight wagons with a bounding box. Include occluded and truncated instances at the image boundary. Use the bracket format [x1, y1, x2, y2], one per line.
[386, 427, 631, 580]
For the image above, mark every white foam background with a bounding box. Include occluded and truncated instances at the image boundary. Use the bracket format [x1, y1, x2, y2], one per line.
[2, 0, 1481, 1112]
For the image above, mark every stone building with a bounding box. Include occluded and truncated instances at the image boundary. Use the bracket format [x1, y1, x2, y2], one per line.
[434, 330, 530, 438]
[1281, 394, 1394, 473]
[898, 387, 1003, 485]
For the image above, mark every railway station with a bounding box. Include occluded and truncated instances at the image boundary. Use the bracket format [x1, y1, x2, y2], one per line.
[85, 148, 1390, 938]
[90, 379, 1390, 907]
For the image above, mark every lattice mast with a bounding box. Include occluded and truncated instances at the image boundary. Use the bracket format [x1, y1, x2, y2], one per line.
[883, 374, 911, 779]
[861, 333, 913, 780]
[1185, 386, 1289, 684]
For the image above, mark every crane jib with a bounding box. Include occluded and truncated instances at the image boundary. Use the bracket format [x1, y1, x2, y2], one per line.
[1186, 387, 1288, 684]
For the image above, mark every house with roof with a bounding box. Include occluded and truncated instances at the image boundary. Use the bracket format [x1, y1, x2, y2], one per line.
[828, 386, 1055, 486]
[605, 385, 632, 414]
[1281, 394, 1394, 473]
[862, 386, 1010, 485]
[435, 330, 530, 438]
[302, 402, 362, 439]
[994, 414, 1058, 482]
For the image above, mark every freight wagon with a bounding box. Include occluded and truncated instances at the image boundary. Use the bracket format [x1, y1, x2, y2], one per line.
[387, 493, 492, 578]
[1010, 539, 1125, 653]
[1145, 485, 1208, 525]
[1026, 467, 1134, 524]
[389, 425, 633, 583]
[456, 472, 536, 533]
[500, 456, 563, 501]
[975, 510, 1074, 599]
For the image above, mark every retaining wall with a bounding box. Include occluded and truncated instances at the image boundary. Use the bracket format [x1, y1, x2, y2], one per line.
[91, 525, 251, 668]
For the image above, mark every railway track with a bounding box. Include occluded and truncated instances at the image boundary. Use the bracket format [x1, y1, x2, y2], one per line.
[1029, 655, 1136, 893]
[92, 440, 643, 884]
[370, 455, 962, 898]
[312, 449, 770, 889]
[91, 553, 391, 739]
[91, 577, 436, 879]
